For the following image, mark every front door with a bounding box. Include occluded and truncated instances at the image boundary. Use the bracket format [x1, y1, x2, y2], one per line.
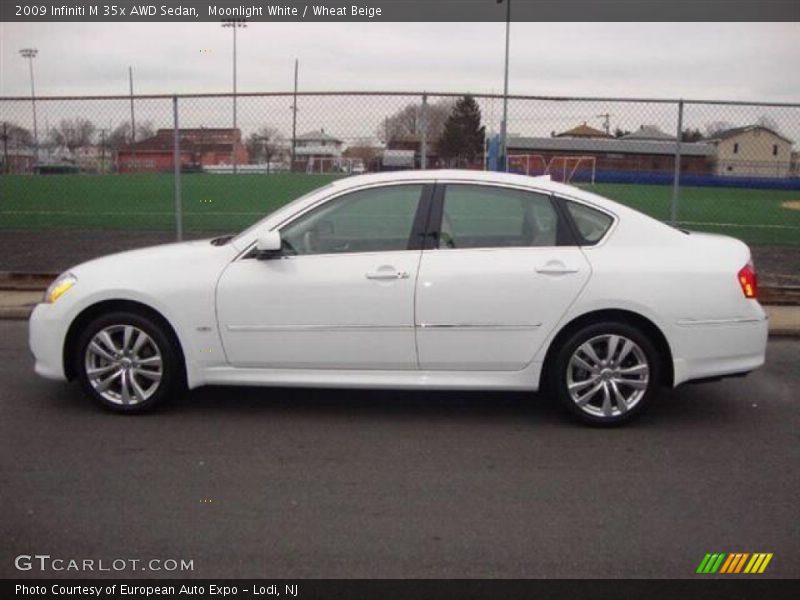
[216, 183, 429, 370]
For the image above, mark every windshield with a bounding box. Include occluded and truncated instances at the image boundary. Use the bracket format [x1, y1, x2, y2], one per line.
[231, 184, 334, 245]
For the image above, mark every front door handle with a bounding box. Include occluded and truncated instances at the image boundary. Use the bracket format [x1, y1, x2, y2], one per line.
[365, 270, 410, 280]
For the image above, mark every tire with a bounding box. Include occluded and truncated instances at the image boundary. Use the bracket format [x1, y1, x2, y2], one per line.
[548, 320, 661, 426]
[74, 311, 184, 413]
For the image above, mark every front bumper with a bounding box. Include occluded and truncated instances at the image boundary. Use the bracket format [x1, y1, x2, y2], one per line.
[29, 303, 70, 381]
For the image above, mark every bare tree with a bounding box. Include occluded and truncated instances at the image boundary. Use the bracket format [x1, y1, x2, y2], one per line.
[0, 121, 34, 147]
[378, 98, 455, 144]
[104, 121, 155, 150]
[613, 127, 631, 138]
[704, 120, 734, 138]
[681, 128, 704, 142]
[246, 126, 287, 166]
[343, 144, 381, 170]
[756, 114, 780, 132]
[49, 118, 97, 154]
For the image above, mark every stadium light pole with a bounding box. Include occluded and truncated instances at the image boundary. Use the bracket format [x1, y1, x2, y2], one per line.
[222, 19, 247, 174]
[19, 48, 39, 164]
[497, 0, 511, 171]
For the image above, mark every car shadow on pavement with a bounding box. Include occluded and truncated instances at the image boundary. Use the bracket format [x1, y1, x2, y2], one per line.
[38, 376, 752, 430]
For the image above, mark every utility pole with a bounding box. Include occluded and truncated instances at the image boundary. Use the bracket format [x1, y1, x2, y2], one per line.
[497, 0, 511, 171]
[290, 59, 299, 172]
[2, 122, 9, 174]
[19, 48, 39, 165]
[597, 113, 611, 135]
[222, 19, 246, 174]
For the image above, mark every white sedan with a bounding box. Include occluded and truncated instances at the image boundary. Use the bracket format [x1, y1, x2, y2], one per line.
[29, 170, 768, 425]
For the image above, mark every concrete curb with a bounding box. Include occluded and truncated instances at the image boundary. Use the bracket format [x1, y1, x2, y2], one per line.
[0, 290, 43, 320]
[0, 308, 33, 320]
[763, 306, 800, 337]
[0, 271, 58, 291]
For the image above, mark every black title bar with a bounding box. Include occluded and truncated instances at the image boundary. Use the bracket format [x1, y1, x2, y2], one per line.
[4, 579, 800, 600]
[2, 0, 799, 22]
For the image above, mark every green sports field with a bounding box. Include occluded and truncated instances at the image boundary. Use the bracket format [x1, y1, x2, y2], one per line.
[1, 173, 799, 245]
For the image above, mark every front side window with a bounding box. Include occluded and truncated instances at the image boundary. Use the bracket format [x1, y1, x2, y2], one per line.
[565, 200, 614, 244]
[438, 185, 561, 249]
[280, 184, 423, 255]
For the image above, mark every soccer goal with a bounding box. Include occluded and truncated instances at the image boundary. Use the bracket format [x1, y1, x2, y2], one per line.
[507, 154, 596, 184]
[508, 154, 548, 176]
[546, 156, 597, 185]
[304, 156, 340, 174]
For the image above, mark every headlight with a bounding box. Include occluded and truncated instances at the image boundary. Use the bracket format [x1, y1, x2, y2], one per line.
[44, 273, 77, 304]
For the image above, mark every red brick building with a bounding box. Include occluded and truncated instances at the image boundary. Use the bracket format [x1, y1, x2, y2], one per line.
[116, 128, 249, 173]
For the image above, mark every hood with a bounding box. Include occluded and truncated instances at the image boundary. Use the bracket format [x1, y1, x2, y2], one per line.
[68, 238, 238, 288]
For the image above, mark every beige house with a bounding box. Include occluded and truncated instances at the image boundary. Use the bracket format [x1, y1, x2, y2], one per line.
[708, 125, 793, 178]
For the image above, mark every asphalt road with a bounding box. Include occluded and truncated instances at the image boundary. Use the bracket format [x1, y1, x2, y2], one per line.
[1, 320, 798, 579]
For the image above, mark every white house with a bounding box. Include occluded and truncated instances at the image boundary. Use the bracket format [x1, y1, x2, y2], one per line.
[707, 125, 793, 178]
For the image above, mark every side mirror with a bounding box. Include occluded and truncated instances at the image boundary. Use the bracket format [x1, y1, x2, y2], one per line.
[255, 230, 282, 259]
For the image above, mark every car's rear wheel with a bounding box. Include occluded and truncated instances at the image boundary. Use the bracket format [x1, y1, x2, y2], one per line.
[75, 311, 183, 413]
[550, 321, 661, 426]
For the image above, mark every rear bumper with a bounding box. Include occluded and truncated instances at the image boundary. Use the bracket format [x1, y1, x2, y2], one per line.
[671, 315, 768, 386]
[29, 303, 69, 381]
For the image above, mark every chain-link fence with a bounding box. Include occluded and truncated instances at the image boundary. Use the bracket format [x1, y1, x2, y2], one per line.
[1, 92, 799, 280]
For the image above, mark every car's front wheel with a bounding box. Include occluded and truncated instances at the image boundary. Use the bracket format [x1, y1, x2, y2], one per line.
[550, 321, 661, 426]
[75, 311, 183, 413]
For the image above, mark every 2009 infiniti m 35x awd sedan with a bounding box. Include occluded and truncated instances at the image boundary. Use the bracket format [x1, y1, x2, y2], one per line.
[29, 170, 768, 425]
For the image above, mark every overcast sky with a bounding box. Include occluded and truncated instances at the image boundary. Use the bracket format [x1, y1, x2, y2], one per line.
[1, 22, 798, 144]
[1, 22, 799, 100]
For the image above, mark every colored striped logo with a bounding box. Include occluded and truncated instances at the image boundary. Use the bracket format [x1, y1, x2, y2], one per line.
[696, 553, 773, 574]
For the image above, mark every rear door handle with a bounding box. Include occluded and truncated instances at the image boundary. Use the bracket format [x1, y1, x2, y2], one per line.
[536, 261, 579, 275]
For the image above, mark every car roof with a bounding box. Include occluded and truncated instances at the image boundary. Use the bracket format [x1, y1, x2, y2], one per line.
[331, 169, 554, 190]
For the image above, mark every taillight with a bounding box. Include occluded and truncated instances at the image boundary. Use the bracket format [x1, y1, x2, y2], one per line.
[738, 262, 758, 299]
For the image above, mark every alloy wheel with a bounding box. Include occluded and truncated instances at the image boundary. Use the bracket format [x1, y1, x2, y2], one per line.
[566, 334, 650, 419]
[84, 324, 163, 406]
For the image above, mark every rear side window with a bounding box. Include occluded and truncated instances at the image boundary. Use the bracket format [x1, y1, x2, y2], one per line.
[565, 201, 613, 245]
[439, 184, 563, 249]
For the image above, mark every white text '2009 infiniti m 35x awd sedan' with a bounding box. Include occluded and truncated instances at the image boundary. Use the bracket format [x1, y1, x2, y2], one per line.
[29, 170, 768, 425]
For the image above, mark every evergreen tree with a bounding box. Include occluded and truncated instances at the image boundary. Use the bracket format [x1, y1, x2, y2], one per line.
[437, 95, 485, 167]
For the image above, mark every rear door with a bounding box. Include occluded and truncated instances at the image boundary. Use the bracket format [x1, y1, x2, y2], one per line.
[415, 182, 591, 371]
